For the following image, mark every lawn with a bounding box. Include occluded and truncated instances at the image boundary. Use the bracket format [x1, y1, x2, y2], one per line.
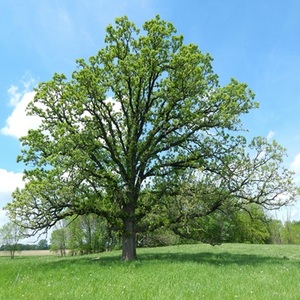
[1, 243, 300, 299]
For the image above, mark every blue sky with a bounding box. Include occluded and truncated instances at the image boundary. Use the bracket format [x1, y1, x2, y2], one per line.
[1, 0, 300, 226]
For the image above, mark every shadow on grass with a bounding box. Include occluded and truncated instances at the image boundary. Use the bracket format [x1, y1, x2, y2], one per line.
[137, 251, 297, 266]
[41, 249, 300, 269]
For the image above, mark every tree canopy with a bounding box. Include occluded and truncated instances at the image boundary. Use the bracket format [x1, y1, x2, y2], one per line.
[6, 16, 298, 260]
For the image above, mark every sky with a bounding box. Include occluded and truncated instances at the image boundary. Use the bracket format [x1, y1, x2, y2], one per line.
[1, 0, 300, 229]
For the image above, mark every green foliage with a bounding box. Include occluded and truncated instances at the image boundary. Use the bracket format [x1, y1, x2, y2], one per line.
[142, 171, 294, 245]
[67, 214, 120, 254]
[50, 224, 67, 256]
[264, 219, 300, 245]
[50, 214, 119, 255]
[0, 241, 49, 251]
[281, 220, 300, 244]
[6, 16, 298, 260]
[224, 205, 271, 244]
[0, 223, 25, 259]
[37, 239, 49, 250]
[267, 219, 284, 244]
[137, 228, 181, 247]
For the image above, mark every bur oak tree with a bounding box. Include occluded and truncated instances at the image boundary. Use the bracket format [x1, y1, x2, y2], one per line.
[6, 16, 297, 260]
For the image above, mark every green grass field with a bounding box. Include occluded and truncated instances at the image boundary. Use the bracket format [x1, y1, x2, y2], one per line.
[1, 243, 300, 299]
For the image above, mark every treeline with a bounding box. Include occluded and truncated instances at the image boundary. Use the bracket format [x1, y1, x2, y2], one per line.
[0, 239, 49, 251]
[268, 219, 300, 244]
[49, 206, 300, 256]
[2, 208, 299, 256]
[2, 213, 300, 257]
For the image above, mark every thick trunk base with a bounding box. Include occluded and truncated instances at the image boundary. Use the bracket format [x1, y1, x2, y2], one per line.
[122, 217, 137, 260]
[122, 235, 137, 260]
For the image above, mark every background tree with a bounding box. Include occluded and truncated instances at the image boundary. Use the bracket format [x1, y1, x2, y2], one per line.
[50, 221, 68, 256]
[281, 220, 300, 244]
[37, 239, 49, 250]
[6, 16, 298, 260]
[0, 222, 25, 258]
[267, 219, 284, 244]
[66, 214, 117, 255]
[224, 205, 271, 244]
[50, 214, 118, 256]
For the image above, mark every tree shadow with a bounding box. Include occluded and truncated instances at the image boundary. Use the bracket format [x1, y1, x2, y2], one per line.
[137, 251, 296, 267]
[42, 248, 300, 269]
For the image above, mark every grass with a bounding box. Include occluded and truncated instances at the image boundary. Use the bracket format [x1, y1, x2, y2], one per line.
[1, 243, 300, 299]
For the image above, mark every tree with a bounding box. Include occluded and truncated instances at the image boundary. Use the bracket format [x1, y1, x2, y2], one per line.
[66, 214, 115, 255]
[50, 223, 68, 256]
[51, 214, 118, 255]
[267, 219, 284, 244]
[74, 214, 109, 254]
[6, 16, 298, 260]
[0, 222, 25, 258]
[37, 239, 49, 250]
[281, 220, 300, 244]
[224, 205, 271, 244]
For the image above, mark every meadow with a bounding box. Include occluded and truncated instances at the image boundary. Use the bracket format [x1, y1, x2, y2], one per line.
[1, 243, 300, 299]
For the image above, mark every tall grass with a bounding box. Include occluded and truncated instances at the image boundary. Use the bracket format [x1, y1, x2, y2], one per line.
[1, 243, 300, 299]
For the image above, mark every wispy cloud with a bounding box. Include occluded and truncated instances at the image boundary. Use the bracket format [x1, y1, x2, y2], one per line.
[267, 130, 275, 140]
[290, 154, 300, 185]
[7, 86, 21, 106]
[1, 75, 41, 139]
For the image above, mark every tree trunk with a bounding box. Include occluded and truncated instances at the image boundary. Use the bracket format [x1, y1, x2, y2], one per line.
[122, 204, 137, 260]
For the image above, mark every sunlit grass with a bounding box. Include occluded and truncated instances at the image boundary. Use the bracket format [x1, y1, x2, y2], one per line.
[1, 243, 300, 299]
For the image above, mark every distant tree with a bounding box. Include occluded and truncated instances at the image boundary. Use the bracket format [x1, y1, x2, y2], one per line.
[66, 217, 83, 256]
[17, 243, 38, 250]
[267, 219, 283, 244]
[55, 214, 118, 255]
[225, 205, 271, 244]
[66, 215, 105, 255]
[0, 222, 25, 258]
[6, 16, 298, 260]
[281, 221, 300, 244]
[50, 222, 67, 256]
[75, 214, 106, 254]
[37, 239, 49, 250]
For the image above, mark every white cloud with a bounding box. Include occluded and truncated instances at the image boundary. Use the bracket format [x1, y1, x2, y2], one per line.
[0, 169, 24, 196]
[290, 154, 300, 185]
[267, 130, 275, 140]
[7, 85, 22, 106]
[1, 74, 41, 139]
[0, 208, 9, 228]
[0, 169, 24, 227]
[1, 90, 41, 139]
[0, 169, 49, 241]
[290, 153, 300, 170]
